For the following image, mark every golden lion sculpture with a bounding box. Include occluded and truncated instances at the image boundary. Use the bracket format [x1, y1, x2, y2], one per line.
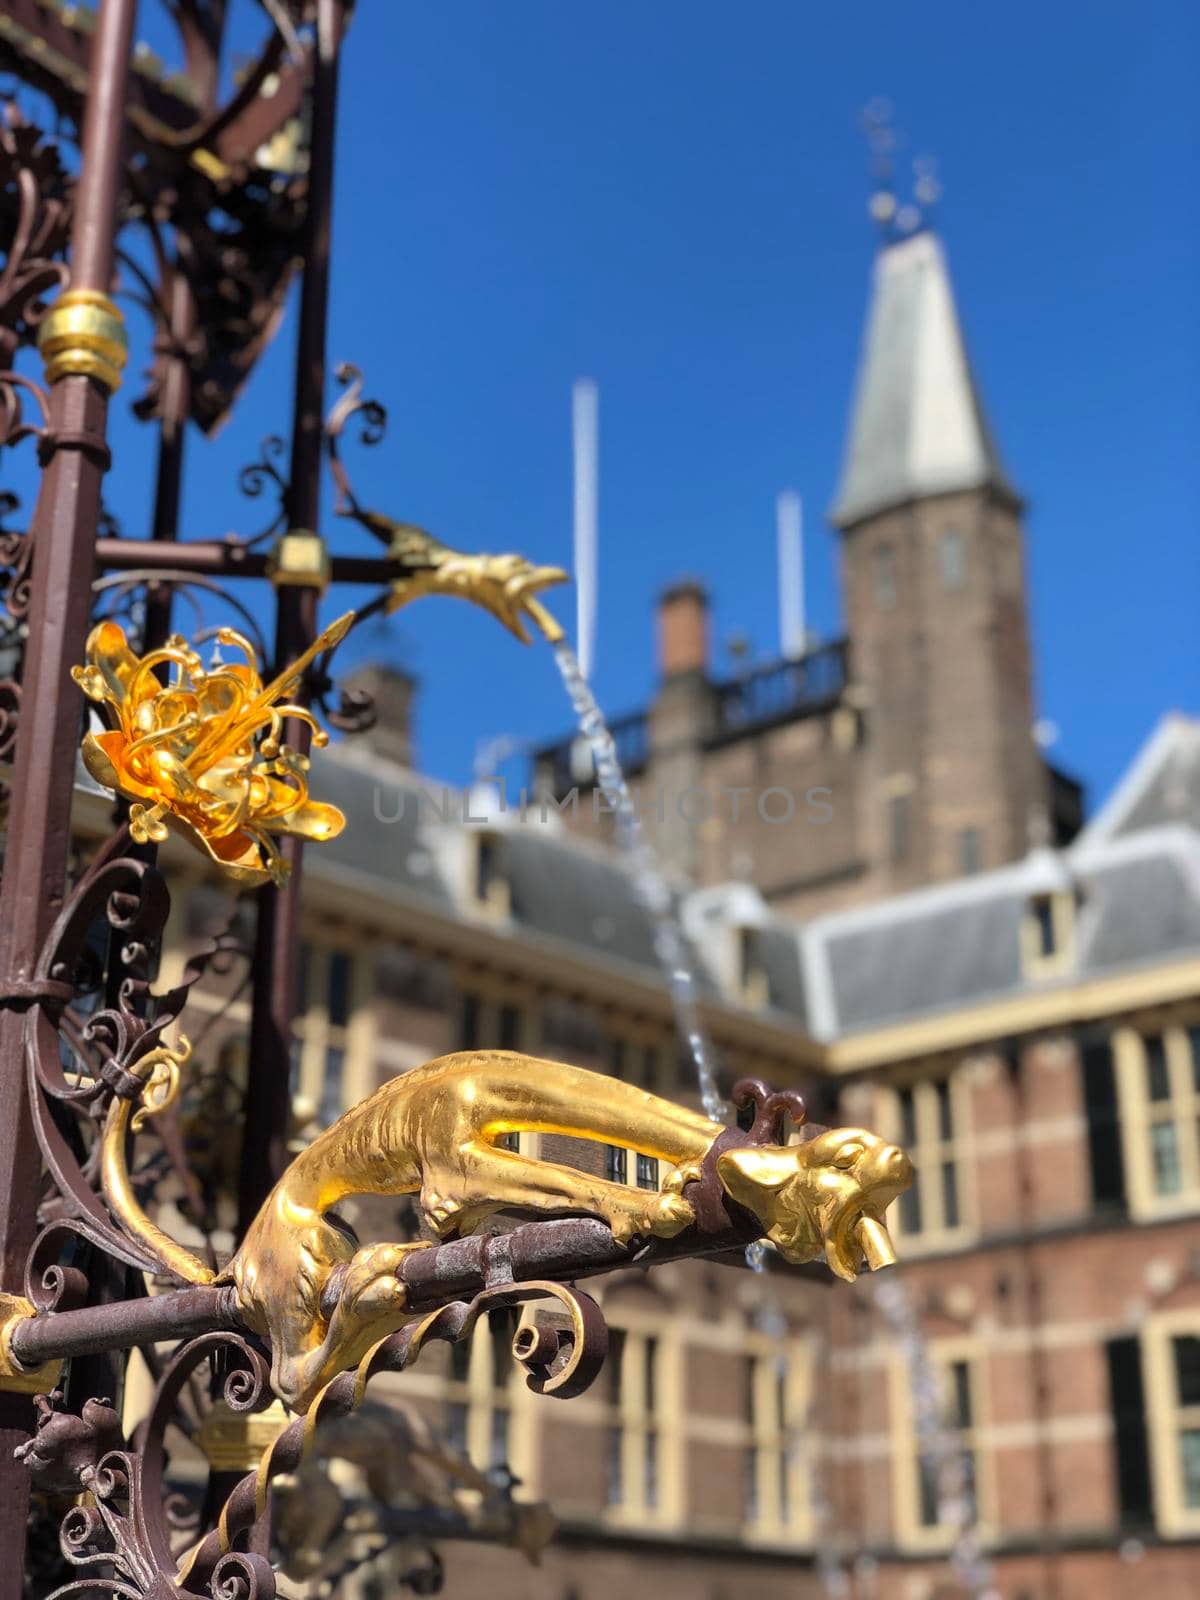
[103, 1050, 912, 1411]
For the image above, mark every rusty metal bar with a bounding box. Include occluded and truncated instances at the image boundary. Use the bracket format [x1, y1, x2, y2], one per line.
[239, 0, 347, 1236]
[9, 1217, 821, 1369]
[10, 1286, 242, 1367]
[0, 0, 138, 1582]
[93, 535, 395, 586]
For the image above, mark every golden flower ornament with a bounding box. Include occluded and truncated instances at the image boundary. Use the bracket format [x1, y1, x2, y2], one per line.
[72, 613, 354, 886]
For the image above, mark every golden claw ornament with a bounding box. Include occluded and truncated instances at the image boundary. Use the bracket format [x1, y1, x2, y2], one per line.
[357, 510, 566, 644]
[72, 613, 353, 886]
[101, 1050, 912, 1412]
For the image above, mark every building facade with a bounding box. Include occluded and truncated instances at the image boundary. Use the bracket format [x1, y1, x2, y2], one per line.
[102, 221, 1200, 1599]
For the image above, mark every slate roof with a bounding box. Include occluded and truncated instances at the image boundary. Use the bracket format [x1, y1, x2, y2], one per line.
[62, 714, 1199, 1046]
[753, 925, 810, 1032]
[499, 826, 682, 977]
[1076, 714, 1200, 843]
[312, 745, 455, 907]
[831, 230, 1018, 528]
[794, 827, 1200, 1039]
[306, 716, 1200, 1043]
[1077, 835, 1200, 974]
[310, 747, 717, 993]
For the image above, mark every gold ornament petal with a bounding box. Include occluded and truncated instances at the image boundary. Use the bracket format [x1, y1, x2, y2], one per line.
[79, 729, 123, 792]
[165, 813, 275, 886]
[272, 799, 346, 843]
[78, 619, 143, 704]
[80, 730, 160, 805]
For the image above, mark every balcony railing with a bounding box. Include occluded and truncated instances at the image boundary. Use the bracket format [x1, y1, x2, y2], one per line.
[710, 639, 848, 743]
[532, 640, 849, 796]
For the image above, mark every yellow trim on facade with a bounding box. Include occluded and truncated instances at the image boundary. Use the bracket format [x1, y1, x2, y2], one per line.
[292, 938, 374, 1128]
[598, 1320, 685, 1532]
[877, 1069, 978, 1255]
[742, 1340, 814, 1546]
[827, 957, 1200, 1072]
[1142, 1307, 1200, 1537]
[1115, 1019, 1200, 1222]
[887, 1335, 993, 1552]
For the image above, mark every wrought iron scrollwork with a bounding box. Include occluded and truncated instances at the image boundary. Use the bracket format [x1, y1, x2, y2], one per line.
[0, 103, 70, 653]
[0, 100, 72, 361]
[21, 833, 260, 1311]
[326, 360, 389, 532]
[236, 432, 291, 548]
[0, 674, 20, 759]
[46, 1331, 275, 1599]
[177, 1281, 605, 1592]
[91, 571, 272, 664]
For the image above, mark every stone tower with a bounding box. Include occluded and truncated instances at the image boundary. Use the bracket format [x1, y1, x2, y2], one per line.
[831, 226, 1049, 890]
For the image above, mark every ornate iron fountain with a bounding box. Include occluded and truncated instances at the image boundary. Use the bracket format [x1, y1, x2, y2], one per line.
[0, 5, 912, 1594]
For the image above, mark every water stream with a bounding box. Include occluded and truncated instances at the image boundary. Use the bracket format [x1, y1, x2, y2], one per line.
[549, 640, 994, 1597]
[551, 641, 725, 1121]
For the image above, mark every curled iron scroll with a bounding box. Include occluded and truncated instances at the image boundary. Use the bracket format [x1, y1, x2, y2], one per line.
[178, 1279, 608, 1588]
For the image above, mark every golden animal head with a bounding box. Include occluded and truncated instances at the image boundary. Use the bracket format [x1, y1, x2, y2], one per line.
[716, 1127, 913, 1280]
[377, 519, 567, 644]
[72, 613, 353, 886]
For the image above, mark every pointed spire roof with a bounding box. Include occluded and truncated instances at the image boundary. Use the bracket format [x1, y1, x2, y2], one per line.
[831, 230, 1018, 529]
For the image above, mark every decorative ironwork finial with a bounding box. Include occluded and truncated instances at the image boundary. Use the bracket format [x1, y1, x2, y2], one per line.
[863, 100, 941, 244]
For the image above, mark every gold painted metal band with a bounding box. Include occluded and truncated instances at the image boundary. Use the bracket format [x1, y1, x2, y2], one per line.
[267, 529, 332, 591]
[37, 289, 129, 393]
[0, 1292, 63, 1396]
[196, 1397, 290, 1473]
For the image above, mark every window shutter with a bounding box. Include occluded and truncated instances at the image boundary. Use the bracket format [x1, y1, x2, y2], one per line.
[1082, 1036, 1127, 1214]
[1105, 1337, 1152, 1525]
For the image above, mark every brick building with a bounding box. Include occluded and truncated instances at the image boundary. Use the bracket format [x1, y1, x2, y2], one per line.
[108, 219, 1200, 1599]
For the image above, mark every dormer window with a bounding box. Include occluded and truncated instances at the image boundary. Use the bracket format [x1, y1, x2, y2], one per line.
[1020, 889, 1077, 979]
[739, 927, 770, 1010]
[472, 831, 510, 919]
[1032, 894, 1056, 958]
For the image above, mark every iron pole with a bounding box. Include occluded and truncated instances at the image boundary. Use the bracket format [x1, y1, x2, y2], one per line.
[0, 0, 137, 1580]
[239, 0, 346, 1234]
[140, 266, 195, 651]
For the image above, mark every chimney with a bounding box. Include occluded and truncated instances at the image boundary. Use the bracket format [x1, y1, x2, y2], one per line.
[341, 663, 416, 769]
[656, 580, 709, 679]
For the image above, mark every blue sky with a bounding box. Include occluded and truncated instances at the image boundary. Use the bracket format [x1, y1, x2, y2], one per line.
[80, 2, 1200, 806]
